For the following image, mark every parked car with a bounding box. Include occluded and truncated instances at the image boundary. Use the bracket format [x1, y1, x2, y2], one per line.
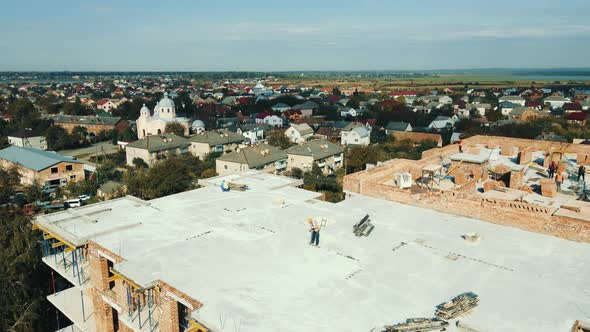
[41, 184, 59, 194]
[77, 194, 92, 201]
[65, 198, 82, 208]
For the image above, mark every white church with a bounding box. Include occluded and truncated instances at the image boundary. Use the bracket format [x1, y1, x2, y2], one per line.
[136, 92, 190, 139]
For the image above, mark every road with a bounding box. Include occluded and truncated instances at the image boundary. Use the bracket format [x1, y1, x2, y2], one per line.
[59, 141, 119, 158]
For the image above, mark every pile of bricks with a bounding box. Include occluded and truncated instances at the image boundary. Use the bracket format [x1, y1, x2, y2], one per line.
[539, 179, 557, 197]
[517, 147, 533, 165]
[509, 170, 524, 189]
[454, 169, 469, 185]
[483, 180, 506, 192]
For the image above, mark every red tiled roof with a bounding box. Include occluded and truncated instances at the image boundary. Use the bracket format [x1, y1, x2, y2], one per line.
[565, 112, 588, 121]
[97, 99, 111, 106]
[565, 103, 583, 111]
[388, 91, 417, 96]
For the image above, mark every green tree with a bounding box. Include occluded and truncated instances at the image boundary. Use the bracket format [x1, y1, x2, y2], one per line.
[132, 157, 149, 169]
[267, 131, 292, 150]
[0, 165, 20, 204]
[0, 208, 52, 332]
[165, 122, 186, 137]
[346, 145, 387, 173]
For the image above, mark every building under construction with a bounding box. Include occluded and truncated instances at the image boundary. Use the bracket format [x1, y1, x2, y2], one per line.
[34, 170, 590, 332]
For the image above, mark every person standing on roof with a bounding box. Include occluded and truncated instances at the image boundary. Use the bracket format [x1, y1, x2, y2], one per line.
[458, 139, 464, 153]
[548, 161, 556, 179]
[578, 164, 586, 182]
[555, 172, 564, 191]
[307, 217, 320, 247]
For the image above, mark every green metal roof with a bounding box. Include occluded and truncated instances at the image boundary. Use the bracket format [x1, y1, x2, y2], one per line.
[126, 134, 189, 153]
[285, 140, 343, 160]
[0, 146, 82, 171]
[188, 130, 244, 146]
[217, 144, 287, 168]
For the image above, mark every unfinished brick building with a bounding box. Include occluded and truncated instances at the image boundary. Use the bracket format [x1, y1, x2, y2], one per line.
[344, 135, 590, 242]
[33, 170, 590, 331]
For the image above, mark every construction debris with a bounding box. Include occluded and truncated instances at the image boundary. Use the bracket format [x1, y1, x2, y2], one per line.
[462, 233, 481, 243]
[561, 205, 581, 213]
[435, 292, 479, 320]
[353, 214, 375, 237]
[384, 318, 449, 332]
[228, 182, 249, 191]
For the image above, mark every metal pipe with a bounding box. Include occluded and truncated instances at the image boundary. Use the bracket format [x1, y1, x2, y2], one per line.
[148, 289, 153, 331]
[137, 294, 142, 329]
[80, 290, 86, 322]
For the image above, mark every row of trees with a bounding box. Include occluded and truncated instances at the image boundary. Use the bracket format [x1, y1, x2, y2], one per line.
[0, 166, 53, 331]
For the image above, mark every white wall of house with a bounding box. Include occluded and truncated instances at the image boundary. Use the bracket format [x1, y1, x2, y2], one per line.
[7, 136, 47, 150]
[341, 130, 370, 146]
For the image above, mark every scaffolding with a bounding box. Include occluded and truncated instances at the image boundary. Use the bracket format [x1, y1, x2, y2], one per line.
[110, 268, 160, 331]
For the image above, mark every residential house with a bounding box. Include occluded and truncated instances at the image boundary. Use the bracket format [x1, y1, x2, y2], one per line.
[543, 96, 570, 109]
[438, 96, 453, 104]
[284, 123, 314, 143]
[565, 112, 589, 126]
[340, 106, 367, 118]
[525, 100, 543, 110]
[216, 144, 288, 176]
[384, 122, 412, 135]
[0, 146, 84, 186]
[291, 101, 318, 117]
[188, 130, 245, 159]
[564, 103, 583, 113]
[97, 99, 118, 112]
[428, 116, 454, 131]
[341, 123, 371, 146]
[256, 112, 283, 127]
[286, 140, 344, 174]
[392, 131, 443, 147]
[51, 115, 129, 135]
[508, 107, 547, 121]
[467, 103, 491, 116]
[315, 127, 340, 142]
[236, 124, 268, 144]
[499, 95, 526, 106]
[271, 103, 291, 113]
[125, 134, 189, 167]
[282, 110, 303, 121]
[7, 129, 47, 150]
[499, 101, 518, 116]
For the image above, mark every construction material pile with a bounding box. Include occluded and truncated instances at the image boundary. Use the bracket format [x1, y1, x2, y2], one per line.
[353, 214, 374, 237]
[383, 318, 448, 332]
[435, 292, 479, 320]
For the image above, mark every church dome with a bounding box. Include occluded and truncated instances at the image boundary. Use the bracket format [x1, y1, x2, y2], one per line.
[158, 92, 175, 108]
[191, 119, 205, 129]
[140, 103, 150, 116]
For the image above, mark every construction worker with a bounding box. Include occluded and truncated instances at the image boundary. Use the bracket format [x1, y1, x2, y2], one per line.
[578, 164, 586, 182]
[548, 161, 556, 179]
[307, 217, 320, 247]
[555, 172, 563, 191]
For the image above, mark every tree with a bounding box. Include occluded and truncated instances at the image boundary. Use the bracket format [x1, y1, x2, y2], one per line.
[346, 145, 387, 173]
[165, 122, 186, 137]
[132, 157, 149, 169]
[267, 131, 292, 150]
[0, 165, 20, 204]
[291, 167, 303, 179]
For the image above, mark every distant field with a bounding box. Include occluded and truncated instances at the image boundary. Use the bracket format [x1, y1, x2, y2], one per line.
[271, 74, 590, 91]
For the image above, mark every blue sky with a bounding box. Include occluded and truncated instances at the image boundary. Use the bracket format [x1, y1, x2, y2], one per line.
[1, 0, 589, 71]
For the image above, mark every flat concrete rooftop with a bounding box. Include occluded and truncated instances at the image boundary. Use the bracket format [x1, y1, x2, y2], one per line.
[35, 171, 590, 332]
